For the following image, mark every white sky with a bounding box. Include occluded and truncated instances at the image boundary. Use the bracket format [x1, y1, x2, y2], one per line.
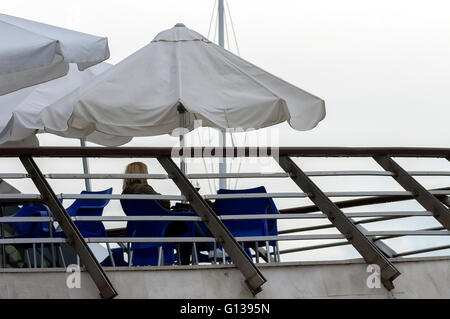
[1, 0, 450, 261]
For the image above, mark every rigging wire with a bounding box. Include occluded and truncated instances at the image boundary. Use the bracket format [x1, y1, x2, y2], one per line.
[207, 0, 218, 40]
[225, 0, 241, 55]
[194, 127, 215, 195]
[223, 8, 231, 51]
[233, 132, 248, 190]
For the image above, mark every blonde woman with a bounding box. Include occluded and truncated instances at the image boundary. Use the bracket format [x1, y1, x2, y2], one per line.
[123, 161, 195, 264]
[122, 162, 170, 210]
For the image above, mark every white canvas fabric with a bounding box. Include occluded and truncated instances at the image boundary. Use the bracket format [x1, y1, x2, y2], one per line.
[0, 13, 110, 95]
[39, 24, 325, 145]
[0, 63, 126, 146]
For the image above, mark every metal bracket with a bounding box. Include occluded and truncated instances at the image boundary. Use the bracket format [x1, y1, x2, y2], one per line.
[276, 155, 400, 290]
[356, 224, 397, 258]
[20, 156, 117, 299]
[373, 155, 450, 230]
[157, 156, 266, 295]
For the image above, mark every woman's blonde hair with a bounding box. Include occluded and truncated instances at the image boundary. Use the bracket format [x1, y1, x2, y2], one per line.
[123, 162, 148, 190]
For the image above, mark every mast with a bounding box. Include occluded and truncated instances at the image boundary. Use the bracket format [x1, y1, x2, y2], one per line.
[218, 0, 227, 190]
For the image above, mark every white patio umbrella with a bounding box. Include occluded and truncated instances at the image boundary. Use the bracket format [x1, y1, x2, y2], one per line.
[40, 23, 325, 144]
[0, 63, 115, 145]
[0, 13, 110, 96]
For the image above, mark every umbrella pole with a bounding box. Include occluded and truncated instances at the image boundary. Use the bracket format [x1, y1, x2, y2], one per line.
[177, 105, 186, 175]
[79, 138, 92, 191]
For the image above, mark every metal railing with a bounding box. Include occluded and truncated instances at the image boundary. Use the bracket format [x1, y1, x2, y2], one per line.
[0, 146, 449, 298]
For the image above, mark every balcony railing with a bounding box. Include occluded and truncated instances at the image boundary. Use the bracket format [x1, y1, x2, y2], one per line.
[0, 146, 449, 299]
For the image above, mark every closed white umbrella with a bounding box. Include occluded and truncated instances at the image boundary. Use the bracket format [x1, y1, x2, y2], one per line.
[40, 24, 325, 144]
[0, 63, 115, 191]
[0, 63, 116, 145]
[0, 13, 110, 96]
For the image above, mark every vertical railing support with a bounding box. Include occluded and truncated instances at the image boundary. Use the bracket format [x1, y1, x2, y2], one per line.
[20, 156, 117, 299]
[276, 155, 400, 290]
[157, 156, 266, 295]
[373, 156, 450, 230]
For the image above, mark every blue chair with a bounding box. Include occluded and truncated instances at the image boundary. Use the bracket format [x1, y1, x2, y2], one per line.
[209, 186, 274, 262]
[4, 204, 47, 238]
[100, 247, 128, 267]
[1, 203, 59, 267]
[41, 189, 113, 266]
[66, 188, 112, 238]
[45, 188, 112, 238]
[120, 199, 178, 266]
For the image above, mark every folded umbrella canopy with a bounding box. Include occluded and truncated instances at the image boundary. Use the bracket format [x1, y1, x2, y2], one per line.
[0, 63, 119, 146]
[0, 13, 110, 95]
[40, 23, 325, 145]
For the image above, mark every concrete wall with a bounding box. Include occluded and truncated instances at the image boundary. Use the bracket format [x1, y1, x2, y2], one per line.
[0, 256, 449, 299]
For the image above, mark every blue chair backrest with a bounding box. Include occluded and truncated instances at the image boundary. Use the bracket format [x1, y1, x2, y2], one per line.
[212, 186, 270, 236]
[68, 188, 112, 237]
[7, 204, 48, 236]
[66, 188, 113, 217]
[120, 199, 171, 238]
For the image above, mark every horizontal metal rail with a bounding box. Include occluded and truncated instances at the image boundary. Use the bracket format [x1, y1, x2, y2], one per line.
[366, 231, 450, 236]
[1, 146, 449, 158]
[280, 186, 450, 214]
[3, 170, 450, 180]
[0, 235, 345, 245]
[2, 230, 449, 246]
[0, 211, 436, 223]
[393, 245, 450, 258]
[2, 190, 449, 203]
[279, 226, 448, 255]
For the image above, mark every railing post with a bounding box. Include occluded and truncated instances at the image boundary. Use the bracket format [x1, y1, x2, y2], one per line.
[276, 155, 400, 290]
[373, 156, 450, 230]
[157, 156, 266, 295]
[19, 156, 117, 299]
[0, 205, 5, 268]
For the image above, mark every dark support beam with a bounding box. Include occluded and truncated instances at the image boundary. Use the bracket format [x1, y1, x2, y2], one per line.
[280, 195, 414, 214]
[279, 226, 445, 255]
[19, 156, 117, 299]
[157, 156, 266, 295]
[438, 196, 450, 208]
[280, 241, 349, 255]
[279, 216, 406, 235]
[277, 155, 400, 290]
[373, 156, 450, 230]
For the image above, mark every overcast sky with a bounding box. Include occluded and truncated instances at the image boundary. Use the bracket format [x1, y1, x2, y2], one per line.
[2, 0, 449, 261]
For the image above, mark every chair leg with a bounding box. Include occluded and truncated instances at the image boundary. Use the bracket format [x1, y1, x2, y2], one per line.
[176, 244, 182, 265]
[255, 242, 260, 263]
[265, 241, 271, 263]
[213, 241, 217, 265]
[40, 243, 44, 268]
[129, 250, 133, 267]
[275, 242, 280, 262]
[157, 246, 163, 266]
[33, 244, 37, 268]
[105, 243, 115, 267]
[25, 249, 32, 268]
[191, 243, 198, 265]
[58, 246, 66, 268]
[222, 246, 226, 264]
[127, 243, 131, 267]
[50, 243, 56, 268]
